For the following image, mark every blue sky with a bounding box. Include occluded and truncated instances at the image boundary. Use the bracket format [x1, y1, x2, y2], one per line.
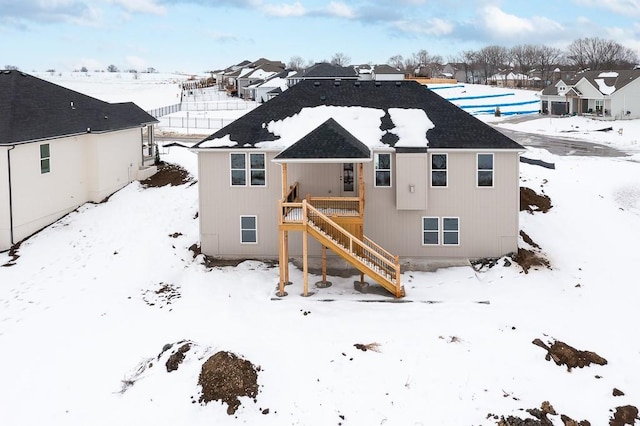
[1, 0, 639, 73]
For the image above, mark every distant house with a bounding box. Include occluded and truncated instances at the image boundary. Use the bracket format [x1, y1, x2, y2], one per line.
[251, 70, 295, 103]
[191, 80, 524, 297]
[0, 70, 158, 252]
[539, 69, 640, 118]
[370, 65, 404, 81]
[287, 63, 358, 86]
[488, 72, 530, 88]
[236, 59, 286, 99]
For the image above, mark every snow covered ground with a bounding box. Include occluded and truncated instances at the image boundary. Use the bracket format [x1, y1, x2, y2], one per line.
[1, 76, 639, 425]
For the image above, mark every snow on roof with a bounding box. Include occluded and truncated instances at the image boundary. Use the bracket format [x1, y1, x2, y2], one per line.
[259, 106, 386, 150]
[594, 78, 616, 95]
[199, 105, 434, 150]
[388, 108, 432, 148]
[246, 69, 277, 80]
[598, 72, 619, 78]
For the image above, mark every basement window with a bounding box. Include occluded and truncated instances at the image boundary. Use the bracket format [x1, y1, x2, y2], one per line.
[40, 143, 50, 174]
[240, 215, 258, 244]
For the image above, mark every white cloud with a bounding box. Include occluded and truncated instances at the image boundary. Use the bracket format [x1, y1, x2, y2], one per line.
[107, 0, 166, 15]
[393, 17, 454, 36]
[572, 0, 640, 16]
[479, 5, 563, 37]
[262, 1, 305, 17]
[125, 55, 147, 70]
[326, 1, 356, 18]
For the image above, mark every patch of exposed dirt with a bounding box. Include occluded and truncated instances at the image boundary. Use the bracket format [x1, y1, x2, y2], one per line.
[166, 343, 192, 372]
[198, 351, 260, 415]
[520, 230, 541, 249]
[354, 342, 382, 352]
[492, 401, 591, 425]
[512, 248, 550, 274]
[610, 405, 639, 426]
[521, 186, 553, 213]
[142, 282, 181, 308]
[532, 338, 607, 371]
[188, 243, 268, 268]
[140, 162, 193, 187]
[1, 241, 21, 267]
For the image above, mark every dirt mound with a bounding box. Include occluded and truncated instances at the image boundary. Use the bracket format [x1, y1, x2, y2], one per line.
[521, 187, 552, 213]
[513, 248, 550, 273]
[532, 338, 607, 371]
[166, 343, 192, 372]
[198, 351, 260, 415]
[140, 162, 193, 187]
[610, 405, 639, 426]
[493, 401, 591, 425]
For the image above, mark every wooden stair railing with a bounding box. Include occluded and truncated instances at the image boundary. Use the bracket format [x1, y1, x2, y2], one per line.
[303, 201, 404, 298]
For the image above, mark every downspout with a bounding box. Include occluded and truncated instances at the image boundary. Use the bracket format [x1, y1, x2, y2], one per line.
[7, 145, 15, 246]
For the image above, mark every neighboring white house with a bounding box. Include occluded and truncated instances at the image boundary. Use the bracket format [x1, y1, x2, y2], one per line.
[191, 79, 524, 297]
[0, 70, 158, 252]
[539, 69, 640, 118]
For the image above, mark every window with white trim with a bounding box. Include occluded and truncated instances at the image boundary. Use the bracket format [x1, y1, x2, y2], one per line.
[477, 153, 493, 187]
[40, 143, 50, 174]
[422, 217, 439, 245]
[442, 217, 459, 245]
[240, 215, 257, 244]
[422, 217, 460, 246]
[431, 153, 447, 187]
[374, 153, 391, 187]
[230, 152, 266, 186]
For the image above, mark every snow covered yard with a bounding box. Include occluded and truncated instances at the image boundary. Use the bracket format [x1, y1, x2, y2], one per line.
[1, 76, 640, 425]
[1, 141, 640, 424]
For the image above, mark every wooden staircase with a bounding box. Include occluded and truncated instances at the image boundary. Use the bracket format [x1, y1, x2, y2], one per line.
[301, 201, 404, 298]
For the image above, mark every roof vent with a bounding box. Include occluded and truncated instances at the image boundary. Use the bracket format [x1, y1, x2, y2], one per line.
[320, 95, 327, 101]
[334, 80, 340, 87]
[395, 81, 402, 87]
[375, 82, 381, 87]
[354, 81, 361, 87]
[314, 81, 320, 87]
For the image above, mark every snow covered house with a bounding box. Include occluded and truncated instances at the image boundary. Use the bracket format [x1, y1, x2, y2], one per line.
[0, 70, 158, 252]
[539, 69, 640, 118]
[192, 80, 524, 297]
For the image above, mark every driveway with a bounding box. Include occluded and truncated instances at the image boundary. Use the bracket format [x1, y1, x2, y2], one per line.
[494, 127, 628, 157]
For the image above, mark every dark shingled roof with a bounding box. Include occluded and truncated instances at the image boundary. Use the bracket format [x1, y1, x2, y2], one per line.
[0, 70, 157, 145]
[542, 69, 640, 95]
[194, 79, 523, 151]
[291, 63, 358, 79]
[274, 118, 371, 161]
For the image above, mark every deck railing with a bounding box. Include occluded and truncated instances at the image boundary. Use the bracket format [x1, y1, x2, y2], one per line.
[304, 201, 400, 285]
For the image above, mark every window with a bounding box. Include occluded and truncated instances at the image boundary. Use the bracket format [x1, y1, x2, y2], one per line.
[422, 217, 439, 245]
[40, 143, 50, 174]
[374, 153, 391, 187]
[249, 153, 265, 186]
[431, 154, 447, 187]
[230, 152, 266, 187]
[442, 217, 459, 245]
[422, 216, 459, 246]
[230, 153, 246, 186]
[240, 216, 257, 244]
[477, 153, 493, 187]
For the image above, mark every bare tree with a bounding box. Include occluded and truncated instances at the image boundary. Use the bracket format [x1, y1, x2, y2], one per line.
[404, 56, 417, 77]
[567, 37, 638, 71]
[287, 55, 306, 71]
[107, 64, 119, 72]
[330, 52, 351, 67]
[460, 50, 479, 83]
[5, 65, 19, 71]
[535, 45, 564, 85]
[413, 49, 430, 66]
[476, 45, 508, 84]
[387, 54, 404, 70]
[510, 44, 538, 75]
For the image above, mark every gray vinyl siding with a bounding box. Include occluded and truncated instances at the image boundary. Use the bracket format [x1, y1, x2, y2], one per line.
[198, 150, 520, 260]
[198, 151, 282, 258]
